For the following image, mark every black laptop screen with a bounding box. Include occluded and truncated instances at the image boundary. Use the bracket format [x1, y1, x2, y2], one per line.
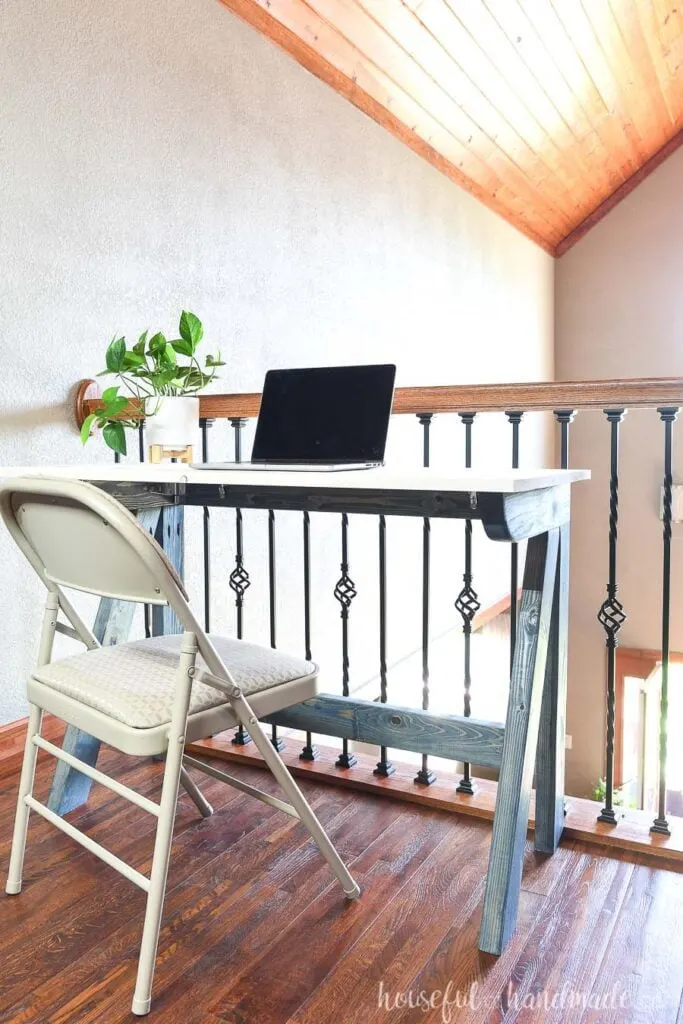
[251, 365, 396, 464]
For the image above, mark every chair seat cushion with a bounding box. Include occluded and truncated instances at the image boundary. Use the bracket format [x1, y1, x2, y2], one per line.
[31, 635, 317, 729]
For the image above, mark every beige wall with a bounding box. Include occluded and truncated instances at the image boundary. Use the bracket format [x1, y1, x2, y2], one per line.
[556, 146, 683, 796]
[0, 0, 554, 724]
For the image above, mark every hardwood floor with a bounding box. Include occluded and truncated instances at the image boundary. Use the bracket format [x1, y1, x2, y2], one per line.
[2, 743, 683, 1023]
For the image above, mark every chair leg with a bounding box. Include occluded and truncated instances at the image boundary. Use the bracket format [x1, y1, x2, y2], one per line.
[232, 696, 361, 900]
[132, 634, 197, 1017]
[179, 765, 213, 818]
[6, 704, 43, 895]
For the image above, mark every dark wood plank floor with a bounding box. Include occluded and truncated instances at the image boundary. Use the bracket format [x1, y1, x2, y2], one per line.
[1, 744, 683, 1024]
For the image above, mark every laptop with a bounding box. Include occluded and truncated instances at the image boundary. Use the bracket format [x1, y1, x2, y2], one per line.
[193, 364, 396, 472]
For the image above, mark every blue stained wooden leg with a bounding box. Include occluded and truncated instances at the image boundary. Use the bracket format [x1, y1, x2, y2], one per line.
[46, 508, 162, 815]
[152, 504, 210, 813]
[534, 521, 569, 854]
[479, 528, 559, 956]
[150, 505, 185, 763]
[152, 505, 184, 638]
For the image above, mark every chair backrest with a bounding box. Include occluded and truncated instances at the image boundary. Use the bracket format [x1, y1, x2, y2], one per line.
[0, 475, 240, 690]
[0, 477, 183, 604]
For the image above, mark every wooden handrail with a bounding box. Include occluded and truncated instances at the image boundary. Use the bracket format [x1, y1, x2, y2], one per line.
[73, 376, 683, 427]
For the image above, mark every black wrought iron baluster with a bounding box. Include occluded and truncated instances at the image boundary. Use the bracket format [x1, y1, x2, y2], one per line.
[230, 417, 252, 746]
[415, 412, 436, 785]
[268, 508, 285, 751]
[597, 409, 627, 824]
[553, 410, 575, 817]
[554, 410, 575, 470]
[374, 513, 394, 777]
[506, 411, 523, 675]
[300, 511, 318, 761]
[456, 413, 480, 794]
[652, 408, 679, 835]
[335, 512, 357, 769]
[200, 419, 213, 633]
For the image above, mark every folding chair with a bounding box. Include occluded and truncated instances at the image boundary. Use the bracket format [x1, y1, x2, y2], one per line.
[1, 476, 360, 1016]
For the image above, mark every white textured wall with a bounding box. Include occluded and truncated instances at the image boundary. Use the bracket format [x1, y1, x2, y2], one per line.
[556, 146, 683, 796]
[0, 0, 553, 724]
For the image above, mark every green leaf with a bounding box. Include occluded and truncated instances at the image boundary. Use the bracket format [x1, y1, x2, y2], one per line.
[178, 311, 203, 351]
[161, 343, 177, 367]
[148, 332, 167, 357]
[102, 421, 127, 456]
[133, 330, 148, 356]
[149, 369, 176, 391]
[102, 397, 128, 417]
[205, 353, 225, 367]
[105, 336, 126, 373]
[170, 337, 194, 358]
[80, 413, 97, 445]
[183, 368, 212, 392]
[123, 351, 145, 370]
[101, 385, 119, 403]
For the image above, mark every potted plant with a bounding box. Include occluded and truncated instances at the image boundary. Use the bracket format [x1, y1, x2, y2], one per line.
[80, 311, 223, 456]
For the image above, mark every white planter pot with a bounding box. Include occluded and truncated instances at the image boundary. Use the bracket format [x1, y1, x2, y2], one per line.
[145, 396, 199, 448]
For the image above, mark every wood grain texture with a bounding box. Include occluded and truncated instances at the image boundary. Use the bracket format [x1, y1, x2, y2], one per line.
[92, 476, 575, 540]
[187, 737, 683, 867]
[534, 520, 569, 854]
[151, 504, 184, 637]
[555, 126, 683, 255]
[75, 376, 683, 427]
[0, 714, 65, 765]
[479, 484, 570, 542]
[479, 528, 559, 954]
[266, 694, 505, 768]
[2, 745, 683, 1023]
[7, 720, 683, 863]
[217, 0, 557, 252]
[213, 0, 683, 253]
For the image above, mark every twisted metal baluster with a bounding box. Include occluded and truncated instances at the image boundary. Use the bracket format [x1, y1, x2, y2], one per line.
[300, 511, 318, 761]
[415, 413, 436, 785]
[506, 411, 523, 675]
[230, 417, 252, 746]
[335, 513, 357, 769]
[456, 413, 480, 794]
[200, 419, 214, 633]
[652, 408, 679, 835]
[374, 513, 394, 777]
[597, 409, 627, 824]
[268, 508, 285, 751]
[555, 410, 575, 818]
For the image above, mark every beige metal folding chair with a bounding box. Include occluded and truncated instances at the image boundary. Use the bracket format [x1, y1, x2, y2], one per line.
[1, 476, 360, 1016]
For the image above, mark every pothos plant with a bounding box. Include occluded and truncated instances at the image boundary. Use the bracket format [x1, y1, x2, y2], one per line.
[80, 311, 224, 456]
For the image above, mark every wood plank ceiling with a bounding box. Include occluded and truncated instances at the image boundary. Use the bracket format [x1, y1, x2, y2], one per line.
[219, 0, 683, 255]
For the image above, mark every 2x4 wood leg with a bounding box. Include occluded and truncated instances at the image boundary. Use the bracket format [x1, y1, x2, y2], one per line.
[479, 528, 561, 955]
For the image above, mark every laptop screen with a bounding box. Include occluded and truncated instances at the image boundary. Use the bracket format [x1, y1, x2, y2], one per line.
[251, 365, 396, 464]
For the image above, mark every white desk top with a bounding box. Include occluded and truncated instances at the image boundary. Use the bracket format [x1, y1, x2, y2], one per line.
[0, 464, 589, 494]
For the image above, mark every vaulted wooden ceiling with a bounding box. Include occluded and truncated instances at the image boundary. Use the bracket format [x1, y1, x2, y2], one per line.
[219, 0, 683, 255]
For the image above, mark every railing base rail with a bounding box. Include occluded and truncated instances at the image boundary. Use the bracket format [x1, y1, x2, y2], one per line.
[187, 736, 683, 868]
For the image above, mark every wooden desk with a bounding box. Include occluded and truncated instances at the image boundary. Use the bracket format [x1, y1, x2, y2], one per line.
[1, 463, 588, 954]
